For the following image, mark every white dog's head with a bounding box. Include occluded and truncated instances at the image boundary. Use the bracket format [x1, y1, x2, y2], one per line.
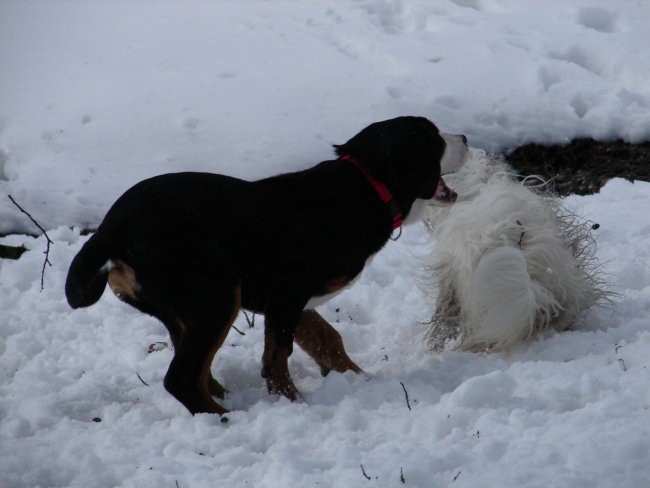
[403, 132, 469, 225]
[429, 133, 470, 206]
[440, 133, 470, 176]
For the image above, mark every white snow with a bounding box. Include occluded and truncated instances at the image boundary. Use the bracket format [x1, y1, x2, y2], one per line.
[1, 1, 649, 487]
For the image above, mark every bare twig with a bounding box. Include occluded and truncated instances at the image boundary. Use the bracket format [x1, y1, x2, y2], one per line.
[453, 471, 461, 482]
[400, 381, 412, 411]
[136, 372, 149, 386]
[616, 344, 627, 371]
[232, 325, 246, 336]
[400, 467, 405, 484]
[360, 464, 371, 481]
[8, 195, 53, 291]
[243, 310, 256, 328]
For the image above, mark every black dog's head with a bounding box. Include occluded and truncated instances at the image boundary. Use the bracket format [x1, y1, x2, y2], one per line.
[334, 116, 455, 206]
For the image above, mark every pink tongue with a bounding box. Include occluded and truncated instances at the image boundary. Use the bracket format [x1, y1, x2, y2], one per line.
[434, 176, 455, 202]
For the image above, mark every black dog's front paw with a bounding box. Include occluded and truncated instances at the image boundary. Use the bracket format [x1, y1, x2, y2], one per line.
[262, 363, 299, 401]
[266, 375, 299, 401]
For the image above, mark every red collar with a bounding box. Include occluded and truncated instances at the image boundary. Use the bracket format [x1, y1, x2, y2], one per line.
[340, 154, 403, 230]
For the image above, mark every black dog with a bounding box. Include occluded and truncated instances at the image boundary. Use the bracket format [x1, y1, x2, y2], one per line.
[65, 116, 457, 416]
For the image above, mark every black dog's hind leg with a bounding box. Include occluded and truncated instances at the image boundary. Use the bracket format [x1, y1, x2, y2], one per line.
[161, 316, 228, 399]
[123, 227, 239, 415]
[149, 310, 228, 399]
[109, 267, 229, 401]
[163, 281, 241, 416]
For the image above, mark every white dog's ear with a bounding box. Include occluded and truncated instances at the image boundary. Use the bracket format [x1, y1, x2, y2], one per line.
[440, 133, 469, 175]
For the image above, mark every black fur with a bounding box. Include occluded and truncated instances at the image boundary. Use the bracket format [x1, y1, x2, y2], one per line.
[65, 116, 446, 415]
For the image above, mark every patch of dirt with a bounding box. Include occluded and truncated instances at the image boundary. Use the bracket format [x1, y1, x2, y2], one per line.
[505, 138, 650, 196]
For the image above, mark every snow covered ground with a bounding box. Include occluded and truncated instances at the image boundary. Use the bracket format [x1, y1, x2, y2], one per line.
[1, 1, 649, 487]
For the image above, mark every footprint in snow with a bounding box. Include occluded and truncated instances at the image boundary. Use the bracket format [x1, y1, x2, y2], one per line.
[182, 118, 201, 131]
[576, 7, 620, 34]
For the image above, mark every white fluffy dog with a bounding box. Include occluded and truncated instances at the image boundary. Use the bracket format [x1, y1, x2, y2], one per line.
[423, 145, 607, 352]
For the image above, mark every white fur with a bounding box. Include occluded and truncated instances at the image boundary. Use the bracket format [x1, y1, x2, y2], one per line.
[440, 133, 469, 176]
[423, 149, 606, 352]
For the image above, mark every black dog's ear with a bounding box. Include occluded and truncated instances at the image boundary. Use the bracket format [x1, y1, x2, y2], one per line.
[334, 116, 444, 190]
[333, 121, 396, 181]
[390, 118, 445, 199]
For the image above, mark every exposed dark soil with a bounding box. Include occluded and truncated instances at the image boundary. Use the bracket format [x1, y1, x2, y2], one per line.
[505, 138, 650, 196]
[2, 138, 650, 259]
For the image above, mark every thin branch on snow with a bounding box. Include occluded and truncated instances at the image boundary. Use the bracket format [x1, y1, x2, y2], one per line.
[8, 194, 53, 291]
[400, 381, 412, 411]
[360, 464, 371, 481]
[243, 310, 256, 328]
[615, 344, 627, 371]
[136, 372, 149, 386]
[232, 325, 246, 336]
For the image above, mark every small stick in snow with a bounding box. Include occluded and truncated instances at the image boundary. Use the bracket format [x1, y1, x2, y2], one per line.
[453, 470, 461, 482]
[400, 381, 412, 411]
[8, 194, 53, 291]
[615, 344, 627, 371]
[232, 325, 246, 336]
[400, 467, 405, 484]
[360, 464, 371, 481]
[136, 372, 149, 386]
[243, 310, 256, 328]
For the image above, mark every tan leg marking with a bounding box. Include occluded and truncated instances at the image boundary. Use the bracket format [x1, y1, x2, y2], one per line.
[324, 275, 351, 293]
[198, 284, 241, 404]
[294, 310, 363, 375]
[207, 377, 227, 399]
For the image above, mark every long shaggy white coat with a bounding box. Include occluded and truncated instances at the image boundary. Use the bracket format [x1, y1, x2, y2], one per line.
[423, 149, 607, 352]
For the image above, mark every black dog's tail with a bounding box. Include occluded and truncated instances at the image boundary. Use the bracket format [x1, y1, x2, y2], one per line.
[65, 233, 111, 309]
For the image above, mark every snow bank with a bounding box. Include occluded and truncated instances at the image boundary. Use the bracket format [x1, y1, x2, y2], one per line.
[2, 178, 650, 487]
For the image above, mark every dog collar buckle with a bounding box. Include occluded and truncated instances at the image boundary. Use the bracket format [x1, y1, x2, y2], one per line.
[341, 154, 403, 230]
